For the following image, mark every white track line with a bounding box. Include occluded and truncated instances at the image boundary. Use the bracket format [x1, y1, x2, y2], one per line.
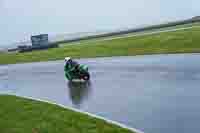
[2, 94, 144, 133]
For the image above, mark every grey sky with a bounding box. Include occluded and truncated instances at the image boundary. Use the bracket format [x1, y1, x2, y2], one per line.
[0, 0, 200, 46]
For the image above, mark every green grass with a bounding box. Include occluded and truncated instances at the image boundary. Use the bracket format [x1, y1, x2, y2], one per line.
[0, 95, 134, 133]
[0, 25, 200, 65]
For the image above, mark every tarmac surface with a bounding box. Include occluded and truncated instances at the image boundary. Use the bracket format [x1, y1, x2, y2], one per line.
[1, 54, 200, 133]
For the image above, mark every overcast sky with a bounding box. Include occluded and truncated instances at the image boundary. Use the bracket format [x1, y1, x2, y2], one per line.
[0, 0, 200, 46]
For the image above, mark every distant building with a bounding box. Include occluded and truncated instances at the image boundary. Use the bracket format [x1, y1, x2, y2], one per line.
[18, 34, 58, 52]
[31, 34, 49, 47]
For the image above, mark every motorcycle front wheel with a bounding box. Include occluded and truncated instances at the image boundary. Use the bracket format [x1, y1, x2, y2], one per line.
[82, 72, 90, 81]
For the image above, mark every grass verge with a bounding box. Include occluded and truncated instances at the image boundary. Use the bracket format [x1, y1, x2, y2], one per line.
[0, 95, 135, 133]
[0, 25, 200, 65]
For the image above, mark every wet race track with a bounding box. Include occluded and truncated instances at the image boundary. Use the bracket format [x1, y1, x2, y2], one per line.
[1, 54, 200, 133]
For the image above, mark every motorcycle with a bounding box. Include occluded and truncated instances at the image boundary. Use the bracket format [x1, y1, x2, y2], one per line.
[65, 64, 90, 81]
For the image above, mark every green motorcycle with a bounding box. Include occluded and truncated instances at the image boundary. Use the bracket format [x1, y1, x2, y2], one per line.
[64, 64, 90, 81]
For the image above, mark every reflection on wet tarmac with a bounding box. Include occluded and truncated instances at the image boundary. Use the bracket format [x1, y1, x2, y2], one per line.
[68, 81, 92, 108]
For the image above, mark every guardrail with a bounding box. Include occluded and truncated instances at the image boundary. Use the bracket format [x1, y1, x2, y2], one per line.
[18, 43, 59, 53]
[52, 19, 200, 45]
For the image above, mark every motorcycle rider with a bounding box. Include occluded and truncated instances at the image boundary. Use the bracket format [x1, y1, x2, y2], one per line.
[64, 57, 79, 80]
